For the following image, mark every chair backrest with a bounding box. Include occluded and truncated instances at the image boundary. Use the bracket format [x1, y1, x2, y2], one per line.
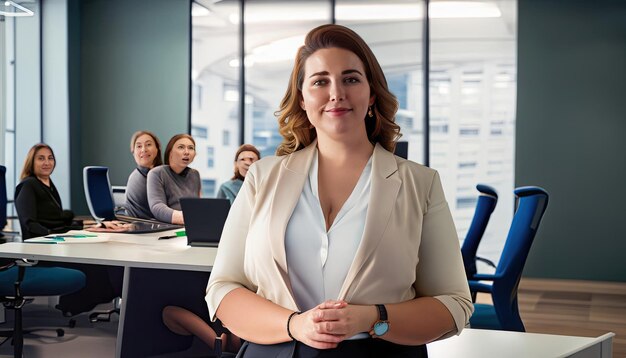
[0, 165, 7, 230]
[394, 141, 408, 159]
[83, 166, 116, 223]
[492, 186, 549, 330]
[461, 184, 498, 279]
[112, 185, 127, 207]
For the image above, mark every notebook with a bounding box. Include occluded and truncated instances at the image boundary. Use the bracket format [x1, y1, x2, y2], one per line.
[180, 197, 231, 247]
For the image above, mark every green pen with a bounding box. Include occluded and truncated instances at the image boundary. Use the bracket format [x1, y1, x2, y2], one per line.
[158, 230, 186, 240]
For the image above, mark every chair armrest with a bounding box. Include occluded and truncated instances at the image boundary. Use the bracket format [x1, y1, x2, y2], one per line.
[468, 280, 492, 293]
[476, 256, 496, 268]
[471, 272, 504, 281]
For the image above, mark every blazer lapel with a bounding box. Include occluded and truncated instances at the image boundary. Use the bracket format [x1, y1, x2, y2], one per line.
[338, 144, 401, 300]
[267, 142, 317, 279]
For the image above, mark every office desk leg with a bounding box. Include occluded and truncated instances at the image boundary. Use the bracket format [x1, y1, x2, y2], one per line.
[116, 267, 211, 357]
[115, 266, 130, 358]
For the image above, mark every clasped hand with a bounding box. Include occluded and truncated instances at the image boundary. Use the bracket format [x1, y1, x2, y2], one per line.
[290, 300, 371, 349]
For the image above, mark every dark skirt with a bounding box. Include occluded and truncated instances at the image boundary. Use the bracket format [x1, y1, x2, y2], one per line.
[236, 339, 427, 358]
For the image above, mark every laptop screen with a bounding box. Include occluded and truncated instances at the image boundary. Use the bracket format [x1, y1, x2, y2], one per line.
[180, 198, 231, 246]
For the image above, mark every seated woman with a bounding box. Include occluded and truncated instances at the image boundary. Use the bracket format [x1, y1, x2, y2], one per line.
[125, 130, 163, 219]
[216, 144, 260, 204]
[162, 306, 242, 355]
[14, 144, 81, 238]
[15, 143, 118, 315]
[161, 147, 259, 354]
[147, 134, 200, 224]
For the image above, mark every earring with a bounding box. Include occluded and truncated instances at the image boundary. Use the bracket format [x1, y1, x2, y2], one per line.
[368, 106, 374, 118]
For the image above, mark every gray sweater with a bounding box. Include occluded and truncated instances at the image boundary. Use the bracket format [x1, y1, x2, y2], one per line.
[124, 166, 153, 220]
[146, 165, 201, 223]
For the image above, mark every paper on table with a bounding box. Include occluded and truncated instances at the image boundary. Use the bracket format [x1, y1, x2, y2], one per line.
[24, 229, 184, 245]
[26, 234, 110, 244]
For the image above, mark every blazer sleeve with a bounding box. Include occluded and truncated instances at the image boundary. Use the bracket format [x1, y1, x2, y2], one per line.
[205, 166, 257, 321]
[146, 169, 175, 223]
[414, 170, 473, 337]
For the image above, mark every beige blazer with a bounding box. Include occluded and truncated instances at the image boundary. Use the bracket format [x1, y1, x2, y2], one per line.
[206, 141, 473, 336]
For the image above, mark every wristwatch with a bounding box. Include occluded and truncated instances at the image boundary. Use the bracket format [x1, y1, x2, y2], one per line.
[371, 304, 389, 337]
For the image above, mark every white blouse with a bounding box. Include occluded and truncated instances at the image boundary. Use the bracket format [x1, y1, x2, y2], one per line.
[285, 150, 373, 312]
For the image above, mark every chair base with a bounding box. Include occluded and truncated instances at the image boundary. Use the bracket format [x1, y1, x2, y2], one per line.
[89, 308, 119, 323]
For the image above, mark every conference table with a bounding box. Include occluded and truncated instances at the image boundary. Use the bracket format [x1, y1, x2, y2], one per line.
[0, 230, 212, 357]
[0, 232, 615, 358]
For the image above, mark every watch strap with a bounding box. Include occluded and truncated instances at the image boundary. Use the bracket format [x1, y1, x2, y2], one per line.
[376, 304, 388, 321]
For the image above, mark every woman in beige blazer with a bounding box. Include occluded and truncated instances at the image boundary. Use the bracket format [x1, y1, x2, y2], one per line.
[206, 24, 473, 357]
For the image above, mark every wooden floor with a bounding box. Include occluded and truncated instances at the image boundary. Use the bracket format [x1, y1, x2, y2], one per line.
[478, 278, 626, 358]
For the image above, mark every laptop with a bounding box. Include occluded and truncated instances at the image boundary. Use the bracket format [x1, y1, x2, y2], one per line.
[180, 197, 231, 247]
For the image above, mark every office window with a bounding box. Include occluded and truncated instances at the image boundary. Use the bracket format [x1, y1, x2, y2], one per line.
[191, 0, 518, 269]
[191, 125, 208, 139]
[244, 1, 331, 159]
[201, 179, 216, 198]
[191, 0, 240, 195]
[456, 196, 478, 209]
[460, 128, 480, 136]
[2, 14, 17, 224]
[431, 0, 518, 267]
[191, 82, 203, 111]
[338, 0, 426, 163]
[458, 161, 477, 169]
[206, 146, 214, 168]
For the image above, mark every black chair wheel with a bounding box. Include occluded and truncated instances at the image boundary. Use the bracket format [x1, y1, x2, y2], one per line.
[68, 319, 76, 328]
[56, 329, 65, 337]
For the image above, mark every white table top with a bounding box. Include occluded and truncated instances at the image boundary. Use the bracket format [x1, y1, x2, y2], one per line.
[0, 230, 216, 271]
[427, 329, 614, 358]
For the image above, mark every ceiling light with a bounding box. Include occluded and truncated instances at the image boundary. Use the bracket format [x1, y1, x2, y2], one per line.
[192, 2, 210, 17]
[431, 1, 501, 18]
[231, 2, 500, 23]
[1, 1, 34, 17]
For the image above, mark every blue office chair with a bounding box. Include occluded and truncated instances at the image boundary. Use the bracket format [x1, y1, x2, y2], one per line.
[111, 185, 127, 215]
[82, 166, 125, 323]
[461, 184, 498, 281]
[469, 186, 549, 332]
[0, 165, 7, 234]
[0, 165, 18, 239]
[83, 166, 116, 224]
[394, 141, 408, 159]
[0, 259, 86, 357]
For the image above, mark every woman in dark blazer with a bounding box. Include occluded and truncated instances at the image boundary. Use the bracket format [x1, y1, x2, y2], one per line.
[14, 143, 81, 238]
[14, 143, 117, 315]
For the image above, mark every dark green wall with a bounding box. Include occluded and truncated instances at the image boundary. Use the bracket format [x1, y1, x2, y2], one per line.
[70, 0, 190, 213]
[517, 0, 626, 281]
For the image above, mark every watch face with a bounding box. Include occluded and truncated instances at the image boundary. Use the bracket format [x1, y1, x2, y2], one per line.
[373, 321, 389, 336]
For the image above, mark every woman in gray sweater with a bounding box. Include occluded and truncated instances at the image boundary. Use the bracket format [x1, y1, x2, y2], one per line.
[125, 130, 163, 219]
[147, 134, 201, 224]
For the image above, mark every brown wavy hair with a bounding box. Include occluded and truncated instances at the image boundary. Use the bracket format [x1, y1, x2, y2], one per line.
[232, 144, 261, 180]
[275, 24, 401, 156]
[129, 130, 163, 167]
[164, 134, 196, 165]
[20, 143, 56, 180]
